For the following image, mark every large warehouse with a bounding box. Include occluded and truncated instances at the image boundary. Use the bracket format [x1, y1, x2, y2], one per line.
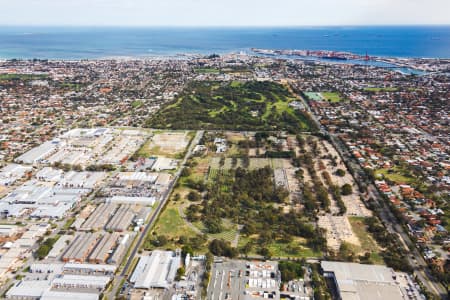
[130, 250, 181, 289]
[321, 261, 407, 300]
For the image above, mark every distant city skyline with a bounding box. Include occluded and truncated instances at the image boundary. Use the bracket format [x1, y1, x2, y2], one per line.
[0, 0, 449, 26]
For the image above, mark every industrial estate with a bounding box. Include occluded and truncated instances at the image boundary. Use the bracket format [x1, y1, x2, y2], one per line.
[0, 52, 448, 300]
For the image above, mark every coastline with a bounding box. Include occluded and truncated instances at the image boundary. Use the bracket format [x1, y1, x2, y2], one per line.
[1, 49, 445, 75]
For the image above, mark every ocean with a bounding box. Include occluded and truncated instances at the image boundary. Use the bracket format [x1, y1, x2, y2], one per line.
[0, 26, 449, 60]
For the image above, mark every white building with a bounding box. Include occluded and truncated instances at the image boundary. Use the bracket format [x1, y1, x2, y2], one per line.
[130, 250, 181, 289]
[321, 261, 407, 300]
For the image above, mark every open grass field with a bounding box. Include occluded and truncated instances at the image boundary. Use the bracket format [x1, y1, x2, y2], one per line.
[304, 92, 322, 101]
[364, 87, 398, 92]
[238, 236, 321, 259]
[268, 241, 321, 259]
[0, 73, 48, 80]
[193, 219, 238, 243]
[321, 92, 343, 103]
[131, 100, 144, 108]
[146, 81, 316, 132]
[375, 167, 417, 185]
[153, 205, 198, 240]
[348, 216, 384, 264]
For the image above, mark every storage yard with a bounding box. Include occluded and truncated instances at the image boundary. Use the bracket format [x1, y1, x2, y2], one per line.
[208, 260, 280, 300]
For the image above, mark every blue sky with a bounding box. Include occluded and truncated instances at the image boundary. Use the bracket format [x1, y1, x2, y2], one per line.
[0, 0, 449, 26]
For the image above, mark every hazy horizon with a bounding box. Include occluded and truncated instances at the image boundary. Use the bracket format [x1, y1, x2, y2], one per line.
[1, 0, 449, 27]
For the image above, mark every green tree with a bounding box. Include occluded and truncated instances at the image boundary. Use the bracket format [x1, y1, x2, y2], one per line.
[341, 184, 353, 195]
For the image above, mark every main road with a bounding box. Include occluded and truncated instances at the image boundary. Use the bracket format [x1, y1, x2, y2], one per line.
[294, 86, 447, 299]
[108, 131, 204, 298]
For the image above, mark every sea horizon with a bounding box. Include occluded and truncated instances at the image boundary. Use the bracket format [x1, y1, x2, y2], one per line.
[0, 25, 449, 60]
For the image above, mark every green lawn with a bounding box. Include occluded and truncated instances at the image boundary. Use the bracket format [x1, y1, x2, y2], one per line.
[152, 205, 198, 241]
[375, 168, 416, 185]
[238, 236, 321, 259]
[62, 217, 75, 230]
[321, 92, 343, 103]
[131, 100, 144, 108]
[268, 241, 322, 258]
[193, 219, 238, 243]
[304, 92, 322, 101]
[364, 87, 398, 92]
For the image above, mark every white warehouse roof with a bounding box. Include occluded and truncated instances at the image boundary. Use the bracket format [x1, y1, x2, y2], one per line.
[130, 250, 181, 289]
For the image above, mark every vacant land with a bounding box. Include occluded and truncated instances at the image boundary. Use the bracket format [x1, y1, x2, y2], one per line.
[144, 200, 204, 251]
[348, 216, 384, 264]
[136, 131, 192, 159]
[146, 81, 317, 132]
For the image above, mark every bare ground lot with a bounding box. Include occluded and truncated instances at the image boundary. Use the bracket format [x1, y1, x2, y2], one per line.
[137, 131, 191, 158]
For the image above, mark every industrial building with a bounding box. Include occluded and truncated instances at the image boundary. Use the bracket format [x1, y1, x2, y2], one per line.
[321, 261, 409, 300]
[130, 250, 181, 289]
[63, 263, 116, 275]
[105, 205, 135, 232]
[0, 224, 20, 237]
[0, 164, 32, 186]
[114, 172, 158, 186]
[15, 128, 149, 168]
[5, 279, 99, 300]
[15, 140, 60, 165]
[29, 262, 116, 276]
[6, 277, 106, 298]
[88, 233, 119, 264]
[107, 196, 156, 206]
[109, 233, 134, 265]
[35, 168, 107, 189]
[61, 232, 123, 264]
[80, 203, 117, 231]
[40, 291, 98, 300]
[6, 280, 52, 300]
[52, 275, 111, 290]
[62, 233, 100, 263]
[0, 180, 90, 219]
[152, 157, 178, 171]
[47, 235, 74, 259]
